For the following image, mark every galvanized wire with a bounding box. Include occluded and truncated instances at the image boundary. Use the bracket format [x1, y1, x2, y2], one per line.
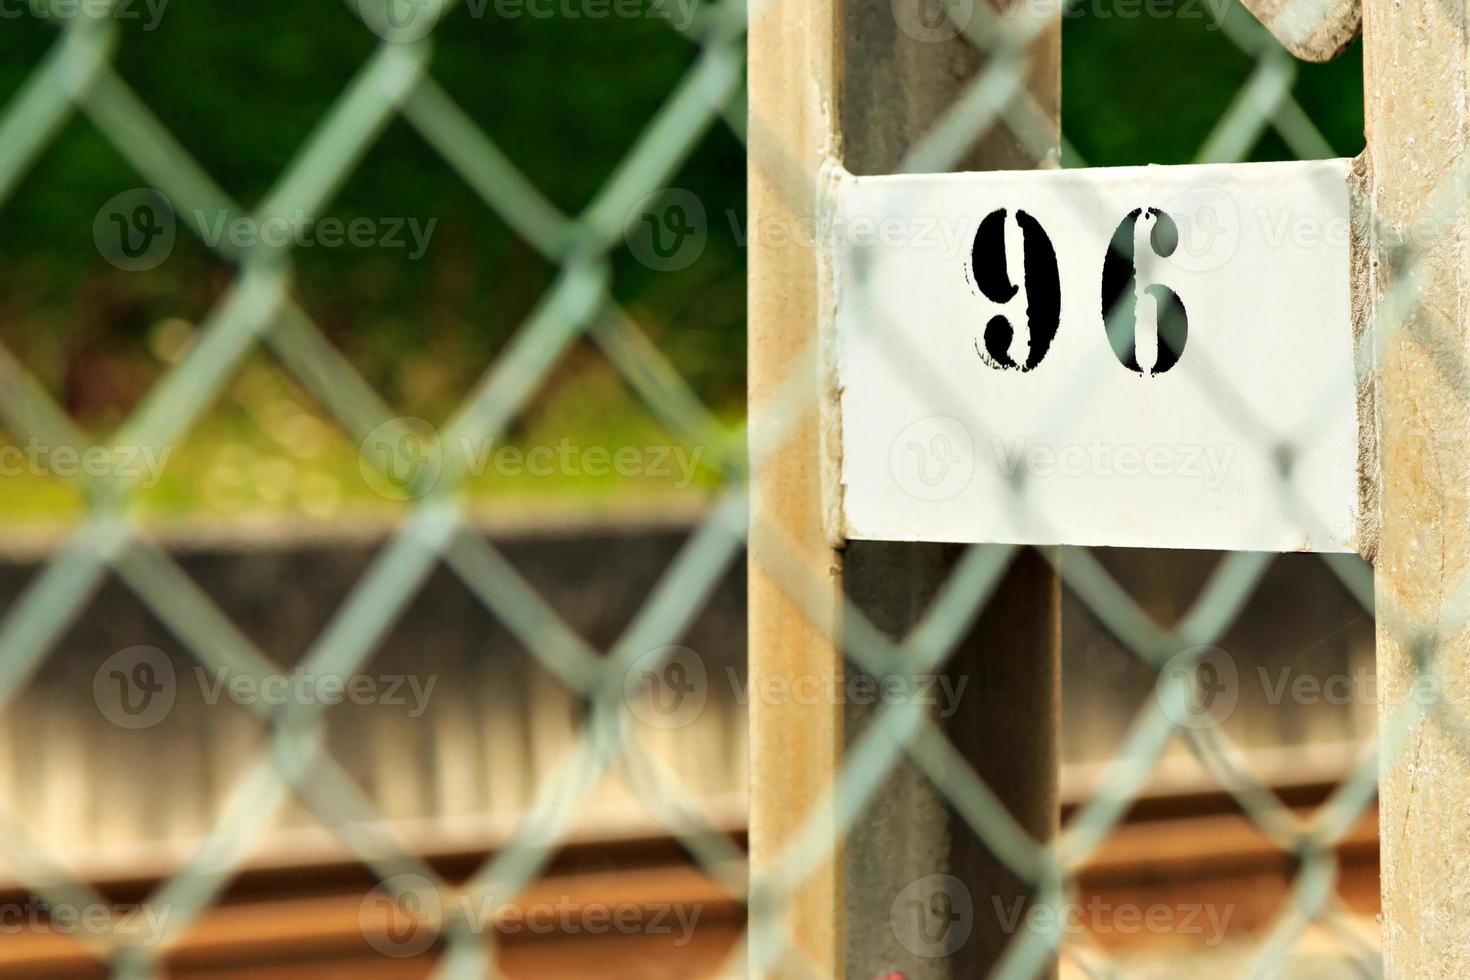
[0, 0, 1438, 976]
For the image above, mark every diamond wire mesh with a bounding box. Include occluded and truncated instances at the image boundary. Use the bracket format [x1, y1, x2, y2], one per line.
[746, 0, 1397, 975]
[0, 0, 1445, 975]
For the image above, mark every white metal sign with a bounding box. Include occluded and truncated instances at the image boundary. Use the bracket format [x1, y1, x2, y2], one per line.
[833, 158, 1358, 553]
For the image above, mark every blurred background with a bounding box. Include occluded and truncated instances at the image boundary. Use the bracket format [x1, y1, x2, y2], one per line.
[0, 2, 1374, 977]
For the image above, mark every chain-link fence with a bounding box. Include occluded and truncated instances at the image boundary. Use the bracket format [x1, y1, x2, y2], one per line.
[747, 0, 1400, 974]
[0, 0, 1461, 975]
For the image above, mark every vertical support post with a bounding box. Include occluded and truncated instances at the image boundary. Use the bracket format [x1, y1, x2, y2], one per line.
[839, 6, 1060, 979]
[1364, 0, 1470, 973]
[749, 1, 1060, 978]
[748, 0, 845, 975]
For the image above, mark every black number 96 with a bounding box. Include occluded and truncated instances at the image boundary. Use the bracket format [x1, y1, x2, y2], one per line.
[967, 207, 1188, 376]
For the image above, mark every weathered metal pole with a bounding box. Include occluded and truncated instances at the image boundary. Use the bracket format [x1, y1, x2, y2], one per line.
[1363, 0, 1470, 971]
[748, 0, 1061, 975]
[748, 0, 845, 972]
[838, 4, 1060, 976]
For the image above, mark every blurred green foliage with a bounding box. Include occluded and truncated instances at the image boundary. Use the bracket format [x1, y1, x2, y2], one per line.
[1063, 5, 1362, 166]
[0, 1, 747, 427]
[0, 1, 1364, 519]
[0, 1, 1363, 413]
